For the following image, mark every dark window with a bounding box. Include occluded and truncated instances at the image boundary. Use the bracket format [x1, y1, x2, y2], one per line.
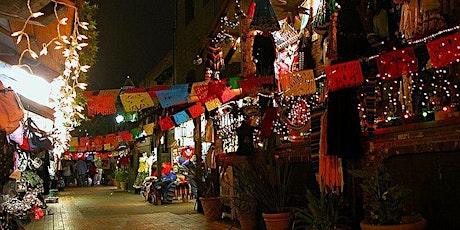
[185, 0, 195, 25]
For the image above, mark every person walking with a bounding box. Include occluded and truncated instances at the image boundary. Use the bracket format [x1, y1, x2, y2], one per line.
[63, 162, 73, 186]
[88, 161, 97, 186]
[75, 159, 88, 187]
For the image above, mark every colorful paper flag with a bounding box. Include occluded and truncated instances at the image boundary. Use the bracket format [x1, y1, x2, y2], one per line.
[188, 103, 205, 118]
[69, 137, 79, 147]
[124, 88, 146, 93]
[158, 117, 175, 131]
[119, 131, 134, 142]
[221, 87, 237, 103]
[426, 33, 460, 68]
[376, 47, 418, 80]
[279, 69, 317, 96]
[205, 97, 222, 111]
[120, 92, 155, 112]
[238, 77, 274, 94]
[228, 76, 242, 89]
[98, 89, 121, 100]
[87, 95, 117, 116]
[173, 111, 190, 125]
[325, 60, 364, 92]
[143, 123, 155, 136]
[156, 88, 190, 108]
[148, 85, 170, 98]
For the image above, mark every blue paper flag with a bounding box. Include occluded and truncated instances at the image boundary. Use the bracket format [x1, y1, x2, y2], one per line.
[156, 88, 190, 108]
[172, 111, 190, 125]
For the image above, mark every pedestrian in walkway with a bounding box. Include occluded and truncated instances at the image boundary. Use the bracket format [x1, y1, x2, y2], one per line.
[63, 162, 73, 186]
[88, 161, 97, 186]
[75, 159, 88, 187]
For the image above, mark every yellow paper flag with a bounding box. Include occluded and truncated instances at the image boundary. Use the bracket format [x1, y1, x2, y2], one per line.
[120, 92, 155, 112]
[143, 123, 155, 136]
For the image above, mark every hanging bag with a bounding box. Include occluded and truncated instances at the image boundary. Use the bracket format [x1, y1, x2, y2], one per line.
[26, 118, 52, 151]
[0, 81, 25, 134]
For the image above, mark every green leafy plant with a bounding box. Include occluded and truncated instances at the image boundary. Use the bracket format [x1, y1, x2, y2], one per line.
[232, 136, 292, 214]
[348, 166, 412, 225]
[115, 169, 128, 182]
[293, 186, 349, 230]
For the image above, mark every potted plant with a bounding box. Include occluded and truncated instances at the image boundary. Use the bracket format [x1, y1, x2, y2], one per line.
[292, 186, 350, 230]
[232, 136, 293, 230]
[348, 166, 426, 230]
[194, 146, 224, 222]
[115, 169, 128, 190]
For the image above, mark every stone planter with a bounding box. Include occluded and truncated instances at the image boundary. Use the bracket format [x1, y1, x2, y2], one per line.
[360, 216, 426, 230]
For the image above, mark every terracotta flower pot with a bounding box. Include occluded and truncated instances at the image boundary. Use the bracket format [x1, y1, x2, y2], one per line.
[238, 213, 257, 230]
[262, 212, 292, 230]
[120, 181, 128, 191]
[360, 216, 427, 230]
[199, 197, 224, 222]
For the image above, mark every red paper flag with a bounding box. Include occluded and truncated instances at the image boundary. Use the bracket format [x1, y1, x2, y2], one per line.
[188, 103, 205, 118]
[124, 87, 146, 93]
[148, 85, 170, 98]
[221, 87, 236, 103]
[158, 117, 175, 131]
[193, 84, 210, 103]
[325, 60, 364, 92]
[376, 47, 418, 80]
[237, 76, 273, 94]
[118, 131, 134, 141]
[79, 137, 90, 147]
[426, 33, 460, 68]
[87, 95, 117, 116]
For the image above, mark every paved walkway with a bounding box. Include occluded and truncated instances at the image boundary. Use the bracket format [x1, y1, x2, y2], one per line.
[26, 186, 240, 230]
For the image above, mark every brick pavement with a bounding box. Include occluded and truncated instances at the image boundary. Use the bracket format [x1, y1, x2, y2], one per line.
[26, 186, 240, 230]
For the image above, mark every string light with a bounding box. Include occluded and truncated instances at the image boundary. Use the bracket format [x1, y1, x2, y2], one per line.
[12, 1, 89, 156]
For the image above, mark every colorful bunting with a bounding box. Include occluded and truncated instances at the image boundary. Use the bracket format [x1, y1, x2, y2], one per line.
[148, 85, 170, 98]
[325, 60, 364, 92]
[119, 92, 155, 112]
[205, 97, 222, 111]
[143, 123, 155, 136]
[119, 130, 134, 142]
[87, 95, 117, 116]
[279, 69, 317, 96]
[191, 81, 209, 97]
[221, 87, 237, 103]
[426, 33, 460, 68]
[124, 87, 146, 93]
[376, 47, 418, 80]
[158, 117, 175, 131]
[130, 127, 142, 139]
[82, 90, 94, 99]
[98, 89, 121, 100]
[69, 137, 79, 147]
[228, 76, 242, 89]
[79, 137, 90, 147]
[173, 111, 190, 125]
[237, 76, 274, 94]
[188, 103, 205, 118]
[156, 88, 190, 108]
[193, 84, 211, 103]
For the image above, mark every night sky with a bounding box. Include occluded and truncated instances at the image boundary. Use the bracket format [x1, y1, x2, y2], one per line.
[87, 0, 175, 90]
